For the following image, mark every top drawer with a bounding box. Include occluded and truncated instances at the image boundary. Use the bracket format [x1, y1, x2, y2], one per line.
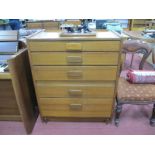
[28, 41, 120, 52]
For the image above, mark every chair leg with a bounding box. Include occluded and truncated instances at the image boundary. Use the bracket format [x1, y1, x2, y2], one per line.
[150, 104, 155, 126]
[130, 53, 134, 68]
[115, 102, 122, 127]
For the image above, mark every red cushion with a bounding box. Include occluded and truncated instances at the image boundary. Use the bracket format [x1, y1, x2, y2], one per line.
[127, 69, 155, 84]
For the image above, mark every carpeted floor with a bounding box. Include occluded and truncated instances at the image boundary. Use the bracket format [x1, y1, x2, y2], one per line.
[0, 54, 155, 135]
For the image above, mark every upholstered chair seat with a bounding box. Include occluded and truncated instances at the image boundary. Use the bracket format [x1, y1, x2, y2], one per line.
[117, 77, 155, 102]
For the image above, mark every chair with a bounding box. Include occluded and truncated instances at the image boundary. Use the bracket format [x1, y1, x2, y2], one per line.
[115, 39, 155, 126]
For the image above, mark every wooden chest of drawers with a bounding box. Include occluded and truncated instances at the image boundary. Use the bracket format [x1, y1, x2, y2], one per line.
[28, 31, 121, 122]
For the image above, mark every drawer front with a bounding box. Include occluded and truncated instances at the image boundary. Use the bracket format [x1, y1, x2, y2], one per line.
[39, 98, 113, 117]
[0, 80, 19, 115]
[29, 41, 120, 52]
[43, 22, 59, 27]
[0, 108, 20, 115]
[30, 52, 119, 65]
[36, 81, 115, 98]
[33, 66, 118, 81]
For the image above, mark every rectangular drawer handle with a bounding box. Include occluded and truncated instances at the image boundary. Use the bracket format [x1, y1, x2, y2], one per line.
[67, 56, 82, 64]
[68, 89, 83, 96]
[69, 104, 82, 110]
[66, 43, 82, 51]
[67, 71, 83, 78]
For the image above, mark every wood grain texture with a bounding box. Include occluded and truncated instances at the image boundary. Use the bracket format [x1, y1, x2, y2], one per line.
[27, 22, 43, 29]
[30, 52, 119, 65]
[28, 31, 122, 120]
[29, 41, 120, 52]
[0, 115, 21, 121]
[8, 49, 38, 134]
[0, 80, 19, 108]
[28, 31, 120, 41]
[39, 98, 113, 117]
[36, 81, 115, 98]
[26, 21, 59, 30]
[0, 80, 20, 116]
[0, 72, 11, 79]
[33, 66, 117, 81]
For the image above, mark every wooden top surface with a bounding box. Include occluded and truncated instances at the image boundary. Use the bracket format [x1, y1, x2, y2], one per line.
[0, 72, 11, 79]
[26, 20, 59, 23]
[28, 31, 120, 41]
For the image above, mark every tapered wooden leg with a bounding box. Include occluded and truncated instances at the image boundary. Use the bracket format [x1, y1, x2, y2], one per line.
[150, 104, 155, 126]
[115, 102, 122, 127]
[130, 53, 134, 68]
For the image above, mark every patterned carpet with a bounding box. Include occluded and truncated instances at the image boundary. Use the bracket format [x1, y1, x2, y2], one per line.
[0, 54, 155, 135]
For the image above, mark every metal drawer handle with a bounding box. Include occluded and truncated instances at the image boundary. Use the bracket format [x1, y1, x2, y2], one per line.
[66, 43, 82, 51]
[69, 104, 82, 110]
[67, 71, 83, 78]
[68, 89, 83, 96]
[67, 56, 82, 64]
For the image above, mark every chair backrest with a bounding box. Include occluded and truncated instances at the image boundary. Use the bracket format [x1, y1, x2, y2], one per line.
[122, 40, 153, 70]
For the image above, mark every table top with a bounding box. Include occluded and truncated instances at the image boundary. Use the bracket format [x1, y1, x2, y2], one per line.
[28, 31, 121, 41]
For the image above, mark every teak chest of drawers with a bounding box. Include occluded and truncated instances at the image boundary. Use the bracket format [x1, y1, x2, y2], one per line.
[28, 31, 122, 122]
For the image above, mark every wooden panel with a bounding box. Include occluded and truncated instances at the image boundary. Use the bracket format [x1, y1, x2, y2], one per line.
[0, 108, 20, 115]
[131, 27, 145, 31]
[132, 19, 147, 24]
[39, 98, 113, 117]
[8, 49, 38, 134]
[27, 22, 43, 29]
[64, 20, 81, 25]
[28, 41, 120, 52]
[30, 52, 119, 65]
[43, 21, 59, 29]
[0, 100, 18, 108]
[82, 41, 120, 51]
[33, 66, 118, 81]
[0, 72, 11, 79]
[0, 80, 19, 109]
[0, 115, 21, 121]
[36, 81, 115, 98]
